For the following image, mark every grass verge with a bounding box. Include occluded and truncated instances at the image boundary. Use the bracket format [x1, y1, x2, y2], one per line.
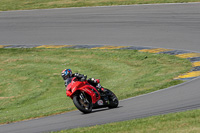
[0, 0, 200, 11]
[0, 48, 191, 124]
[54, 109, 200, 133]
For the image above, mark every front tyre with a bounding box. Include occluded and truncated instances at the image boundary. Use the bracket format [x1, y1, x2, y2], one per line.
[73, 92, 92, 113]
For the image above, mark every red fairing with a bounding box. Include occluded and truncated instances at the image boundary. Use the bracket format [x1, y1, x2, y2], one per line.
[66, 77, 100, 104]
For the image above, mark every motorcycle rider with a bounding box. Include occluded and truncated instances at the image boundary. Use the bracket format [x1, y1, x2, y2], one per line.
[61, 69, 102, 92]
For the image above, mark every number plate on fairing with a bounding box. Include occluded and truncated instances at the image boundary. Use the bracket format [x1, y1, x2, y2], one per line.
[97, 100, 104, 105]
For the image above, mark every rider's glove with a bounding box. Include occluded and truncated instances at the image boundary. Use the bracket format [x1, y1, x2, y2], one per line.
[74, 73, 79, 77]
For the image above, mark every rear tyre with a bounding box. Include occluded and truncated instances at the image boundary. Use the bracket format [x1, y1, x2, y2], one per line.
[73, 92, 92, 113]
[105, 89, 119, 108]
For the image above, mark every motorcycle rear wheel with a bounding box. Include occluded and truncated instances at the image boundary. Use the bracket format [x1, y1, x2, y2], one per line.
[105, 89, 119, 108]
[73, 92, 93, 113]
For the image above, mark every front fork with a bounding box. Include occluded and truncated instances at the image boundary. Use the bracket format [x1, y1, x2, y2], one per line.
[79, 92, 89, 104]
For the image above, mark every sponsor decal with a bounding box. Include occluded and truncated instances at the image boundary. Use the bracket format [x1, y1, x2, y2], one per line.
[97, 100, 104, 105]
[72, 87, 77, 92]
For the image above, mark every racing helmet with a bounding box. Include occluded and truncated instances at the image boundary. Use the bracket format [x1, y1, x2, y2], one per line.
[61, 69, 72, 80]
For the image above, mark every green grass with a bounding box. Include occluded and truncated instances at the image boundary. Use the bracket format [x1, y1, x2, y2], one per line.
[0, 48, 191, 124]
[0, 0, 200, 11]
[54, 109, 200, 133]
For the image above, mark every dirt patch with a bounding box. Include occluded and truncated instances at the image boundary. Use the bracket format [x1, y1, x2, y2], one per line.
[2, 59, 23, 64]
[0, 96, 15, 99]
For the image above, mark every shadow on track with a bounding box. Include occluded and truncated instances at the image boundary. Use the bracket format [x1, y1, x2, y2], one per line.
[80, 106, 123, 115]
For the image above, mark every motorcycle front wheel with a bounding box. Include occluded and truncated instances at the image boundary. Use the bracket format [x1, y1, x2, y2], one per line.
[73, 92, 93, 113]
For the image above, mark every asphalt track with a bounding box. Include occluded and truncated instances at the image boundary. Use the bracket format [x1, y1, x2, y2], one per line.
[0, 3, 200, 52]
[0, 3, 200, 133]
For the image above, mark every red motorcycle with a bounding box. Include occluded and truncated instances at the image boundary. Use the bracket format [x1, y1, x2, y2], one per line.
[66, 76, 119, 113]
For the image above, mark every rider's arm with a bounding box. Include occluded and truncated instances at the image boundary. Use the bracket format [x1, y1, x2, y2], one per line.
[64, 78, 72, 87]
[72, 73, 87, 81]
